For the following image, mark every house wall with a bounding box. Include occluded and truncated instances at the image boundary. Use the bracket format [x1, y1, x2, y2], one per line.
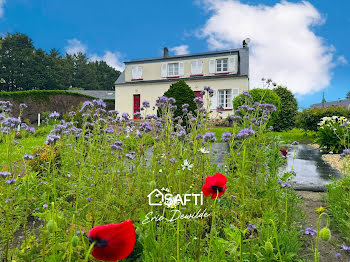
[124, 54, 239, 82]
[115, 76, 248, 119]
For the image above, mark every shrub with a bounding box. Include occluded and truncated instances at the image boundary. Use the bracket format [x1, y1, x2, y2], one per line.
[233, 88, 281, 126]
[296, 106, 350, 131]
[163, 80, 196, 118]
[315, 116, 349, 153]
[273, 86, 298, 131]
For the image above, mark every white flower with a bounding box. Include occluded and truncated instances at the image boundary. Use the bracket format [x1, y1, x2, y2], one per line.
[159, 169, 163, 173]
[199, 147, 209, 154]
[160, 154, 166, 159]
[181, 159, 193, 171]
[329, 151, 333, 154]
[164, 196, 178, 209]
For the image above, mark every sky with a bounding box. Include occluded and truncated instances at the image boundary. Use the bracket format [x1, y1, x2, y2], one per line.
[0, 0, 349, 109]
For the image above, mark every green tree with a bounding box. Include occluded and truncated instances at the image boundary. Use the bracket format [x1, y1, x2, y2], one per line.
[272, 86, 298, 131]
[233, 88, 281, 127]
[0, 33, 35, 91]
[95, 61, 121, 90]
[163, 80, 196, 118]
[71, 53, 99, 90]
[346, 91, 350, 100]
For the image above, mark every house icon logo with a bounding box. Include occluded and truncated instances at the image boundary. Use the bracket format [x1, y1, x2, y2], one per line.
[148, 189, 164, 206]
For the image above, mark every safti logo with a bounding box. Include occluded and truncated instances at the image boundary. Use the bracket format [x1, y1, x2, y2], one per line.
[148, 187, 204, 208]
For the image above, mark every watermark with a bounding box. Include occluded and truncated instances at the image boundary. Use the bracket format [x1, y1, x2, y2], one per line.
[143, 187, 210, 224]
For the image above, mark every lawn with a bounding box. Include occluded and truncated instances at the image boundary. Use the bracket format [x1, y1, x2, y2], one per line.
[211, 127, 316, 143]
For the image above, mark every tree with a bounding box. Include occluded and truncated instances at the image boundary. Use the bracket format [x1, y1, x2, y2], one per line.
[71, 53, 99, 90]
[0, 33, 35, 91]
[233, 88, 281, 127]
[95, 61, 121, 90]
[272, 86, 298, 131]
[346, 91, 350, 100]
[163, 80, 196, 118]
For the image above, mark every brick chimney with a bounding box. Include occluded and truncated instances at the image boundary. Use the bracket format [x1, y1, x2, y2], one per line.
[164, 47, 169, 58]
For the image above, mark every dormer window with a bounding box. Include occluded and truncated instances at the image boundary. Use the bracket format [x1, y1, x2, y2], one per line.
[168, 63, 179, 77]
[216, 58, 228, 73]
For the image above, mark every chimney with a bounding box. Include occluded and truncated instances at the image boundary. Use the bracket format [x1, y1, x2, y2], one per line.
[164, 47, 169, 58]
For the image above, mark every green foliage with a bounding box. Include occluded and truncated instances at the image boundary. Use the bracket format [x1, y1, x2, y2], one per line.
[163, 80, 196, 118]
[0, 33, 120, 91]
[273, 86, 298, 131]
[315, 116, 349, 153]
[296, 106, 350, 131]
[232, 88, 281, 126]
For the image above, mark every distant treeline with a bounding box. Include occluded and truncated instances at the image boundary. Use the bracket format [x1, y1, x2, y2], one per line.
[0, 33, 121, 92]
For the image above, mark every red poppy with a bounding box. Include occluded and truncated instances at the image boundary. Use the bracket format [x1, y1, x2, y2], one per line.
[280, 148, 288, 157]
[88, 219, 135, 261]
[202, 173, 227, 199]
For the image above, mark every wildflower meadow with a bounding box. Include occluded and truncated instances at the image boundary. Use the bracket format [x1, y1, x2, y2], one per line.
[0, 88, 349, 262]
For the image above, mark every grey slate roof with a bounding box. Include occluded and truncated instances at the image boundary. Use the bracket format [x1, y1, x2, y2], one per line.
[67, 90, 115, 100]
[114, 47, 249, 85]
[310, 99, 350, 109]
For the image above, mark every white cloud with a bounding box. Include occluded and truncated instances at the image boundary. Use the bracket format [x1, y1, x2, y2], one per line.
[336, 55, 348, 65]
[65, 38, 124, 71]
[169, 45, 190, 55]
[65, 38, 87, 55]
[198, 0, 340, 95]
[90, 51, 124, 71]
[0, 0, 6, 17]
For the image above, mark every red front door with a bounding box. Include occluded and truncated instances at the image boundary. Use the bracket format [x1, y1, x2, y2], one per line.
[133, 94, 140, 119]
[194, 91, 203, 98]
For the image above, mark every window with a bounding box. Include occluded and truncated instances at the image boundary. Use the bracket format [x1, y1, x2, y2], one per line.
[218, 89, 232, 108]
[216, 58, 228, 73]
[168, 63, 179, 77]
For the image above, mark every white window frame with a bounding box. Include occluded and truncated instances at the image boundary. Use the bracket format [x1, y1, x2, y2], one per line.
[216, 58, 228, 73]
[168, 63, 179, 77]
[218, 89, 232, 109]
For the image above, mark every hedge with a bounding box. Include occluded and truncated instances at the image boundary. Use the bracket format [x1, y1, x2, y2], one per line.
[296, 106, 350, 131]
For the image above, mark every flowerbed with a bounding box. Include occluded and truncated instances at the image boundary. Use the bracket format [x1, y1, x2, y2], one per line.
[0, 92, 328, 261]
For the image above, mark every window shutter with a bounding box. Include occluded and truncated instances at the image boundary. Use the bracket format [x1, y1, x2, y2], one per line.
[132, 66, 137, 79]
[179, 62, 184, 76]
[228, 56, 236, 73]
[230, 88, 239, 108]
[161, 63, 167, 77]
[191, 61, 197, 75]
[138, 66, 143, 79]
[198, 61, 203, 74]
[210, 89, 217, 109]
[209, 59, 215, 74]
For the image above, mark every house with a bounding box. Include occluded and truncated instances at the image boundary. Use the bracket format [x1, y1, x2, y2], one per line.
[310, 99, 350, 109]
[115, 45, 249, 118]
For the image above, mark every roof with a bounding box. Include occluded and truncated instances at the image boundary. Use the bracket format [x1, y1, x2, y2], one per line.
[310, 99, 350, 108]
[67, 90, 115, 100]
[115, 47, 249, 85]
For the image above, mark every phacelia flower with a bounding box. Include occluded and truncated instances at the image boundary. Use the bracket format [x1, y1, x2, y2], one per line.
[235, 128, 255, 139]
[222, 132, 232, 142]
[49, 111, 60, 119]
[88, 220, 136, 261]
[202, 173, 227, 199]
[23, 153, 33, 160]
[304, 227, 317, 236]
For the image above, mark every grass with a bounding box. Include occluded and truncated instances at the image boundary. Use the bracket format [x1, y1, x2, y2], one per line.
[211, 127, 316, 143]
[0, 125, 51, 166]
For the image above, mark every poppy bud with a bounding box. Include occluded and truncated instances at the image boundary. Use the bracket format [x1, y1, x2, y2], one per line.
[320, 227, 331, 241]
[72, 235, 79, 247]
[46, 219, 56, 233]
[264, 241, 273, 254]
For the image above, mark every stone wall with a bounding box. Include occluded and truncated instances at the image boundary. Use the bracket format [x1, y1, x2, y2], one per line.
[0, 94, 114, 123]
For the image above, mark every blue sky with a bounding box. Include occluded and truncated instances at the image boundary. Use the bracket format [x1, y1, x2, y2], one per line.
[0, 0, 349, 109]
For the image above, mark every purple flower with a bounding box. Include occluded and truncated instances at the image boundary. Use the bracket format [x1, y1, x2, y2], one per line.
[230, 115, 242, 122]
[242, 91, 251, 98]
[169, 158, 176, 163]
[304, 227, 317, 236]
[216, 105, 224, 112]
[169, 97, 176, 104]
[247, 223, 256, 231]
[86, 197, 92, 201]
[49, 111, 60, 119]
[80, 101, 94, 113]
[0, 171, 11, 177]
[335, 253, 341, 259]
[111, 140, 123, 151]
[341, 244, 350, 251]
[5, 199, 11, 203]
[46, 134, 60, 145]
[260, 103, 277, 112]
[142, 101, 150, 108]
[93, 99, 106, 108]
[23, 153, 33, 160]
[6, 178, 16, 184]
[134, 112, 142, 119]
[222, 132, 232, 142]
[194, 97, 204, 107]
[125, 152, 136, 160]
[19, 103, 28, 109]
[204, 131, 216, 142]
[292, 141, 299, 146]
[235, 128, 255, 139]
[77, 230, 85, 235]
[139, 121, 153, 132]
[43, 204, 48, 209]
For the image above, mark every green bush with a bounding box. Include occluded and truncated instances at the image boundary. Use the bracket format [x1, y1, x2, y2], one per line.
[296, 106, 350, 131]
[272, 86, 298, 131]
[232, 88, 281, 127]
[315, 116, 349, 153]
[163, 80, 196, 118]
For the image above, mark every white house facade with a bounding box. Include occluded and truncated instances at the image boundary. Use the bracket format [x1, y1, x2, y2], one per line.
[115, 47, 249, 118]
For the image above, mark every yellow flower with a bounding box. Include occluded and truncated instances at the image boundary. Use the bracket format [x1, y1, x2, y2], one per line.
[315, 206, 326, 214]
